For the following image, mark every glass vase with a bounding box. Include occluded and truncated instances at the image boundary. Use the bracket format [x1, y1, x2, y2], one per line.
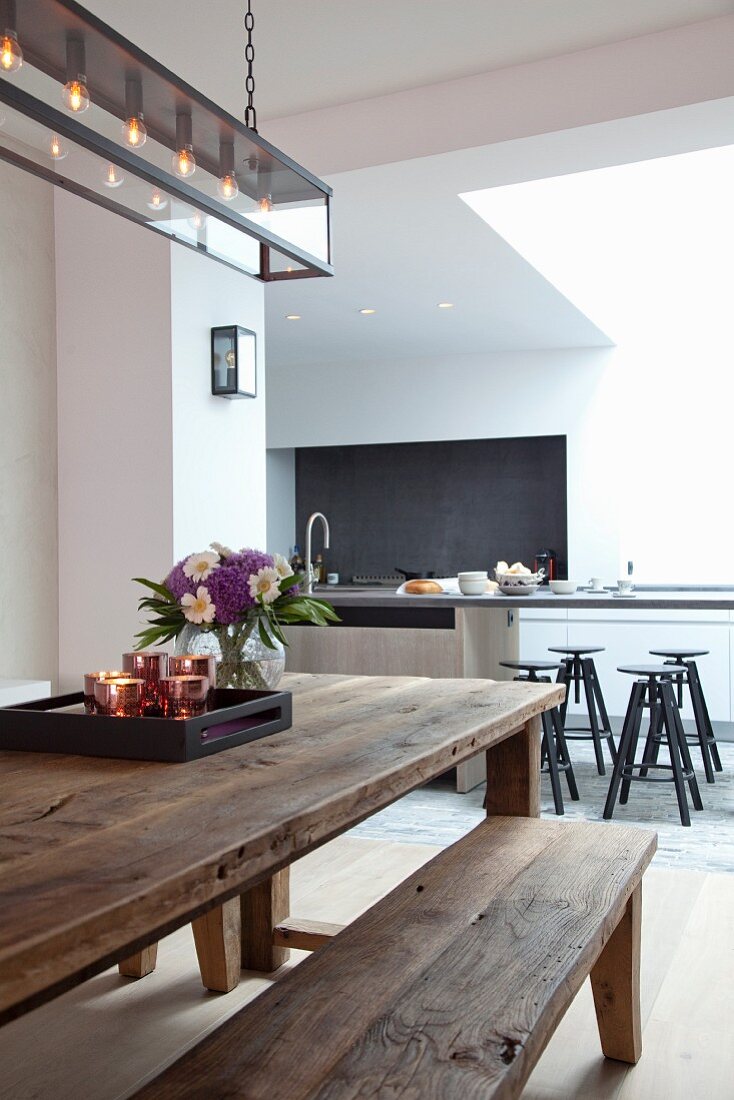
[174, 619, 285, 691]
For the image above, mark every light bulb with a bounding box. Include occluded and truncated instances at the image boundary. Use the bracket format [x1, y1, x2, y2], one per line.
[217, 172, 239, 201]
[49, 133, 68, 161]
[172, 145, 196, 178]
[122, 115, 147, 148]
[187, 210, 207, 231]
[258, 193, 272, 214]
[146, 189, 168, 212]
[102, 163, 124, 189]
[63, 79, 90, 113]
[0, 31, 22, 72]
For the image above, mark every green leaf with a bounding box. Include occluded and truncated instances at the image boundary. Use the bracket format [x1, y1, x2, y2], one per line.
[133, 576, 176, 602]
[258, 616, 277, 651]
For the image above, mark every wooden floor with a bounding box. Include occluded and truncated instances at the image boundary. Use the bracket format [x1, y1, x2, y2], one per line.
[0, 836, 731, 1100]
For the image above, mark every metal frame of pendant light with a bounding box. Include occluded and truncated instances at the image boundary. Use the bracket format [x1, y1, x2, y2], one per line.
[0, 0, 333, 282]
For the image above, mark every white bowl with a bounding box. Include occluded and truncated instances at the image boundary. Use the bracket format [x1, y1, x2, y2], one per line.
[458, 576, 488, 595]
[549, 580, 578, 594]
[497, 584, 539, 597]
[458, 571, 488, 581]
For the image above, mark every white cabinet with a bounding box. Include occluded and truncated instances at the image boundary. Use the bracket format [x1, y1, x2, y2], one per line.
[566, 610, 730, 722]
[518, 607, 567, 669]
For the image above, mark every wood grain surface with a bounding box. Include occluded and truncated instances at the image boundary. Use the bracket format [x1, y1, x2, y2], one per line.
[135, 816, 656, 1100]
[0, 673, 562, 1024]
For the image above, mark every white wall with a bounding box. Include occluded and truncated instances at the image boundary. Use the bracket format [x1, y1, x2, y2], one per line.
[267, 347, 620, 582]
[267, 336, 734, 585]
[170, 247, 266, 557]
[55, 194, 267, 689]
[0, 161, 58, 684]
[266, 448, 295, 558]
[55, 192, 174, 689]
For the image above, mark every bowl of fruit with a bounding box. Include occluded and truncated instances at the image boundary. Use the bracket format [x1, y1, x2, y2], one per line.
[494, 560, 543, 596]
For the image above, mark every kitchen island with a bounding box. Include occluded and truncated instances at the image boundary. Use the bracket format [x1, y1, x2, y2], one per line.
[285, 587, 734, 790]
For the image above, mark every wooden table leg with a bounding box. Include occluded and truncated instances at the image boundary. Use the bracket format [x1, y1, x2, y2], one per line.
[485, 714, 541, 818]
[192, 897, 242, 993]
[118, 943, 158, 979]
[241, 866, 290, 972]
[590, 881, 643, 1064]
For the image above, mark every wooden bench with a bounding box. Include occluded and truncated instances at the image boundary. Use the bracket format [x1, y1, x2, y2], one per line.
[134, 815, 656, 1099]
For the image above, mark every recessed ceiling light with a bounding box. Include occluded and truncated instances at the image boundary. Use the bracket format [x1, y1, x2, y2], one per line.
[359, 308, 376, 315]
[285, 314, 301, 320]
[437, 302, 454, 309]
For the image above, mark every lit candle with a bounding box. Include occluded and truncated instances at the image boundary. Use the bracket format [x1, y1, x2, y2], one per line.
[94, 677, 145, 717]
[122, 651, 168, 709]
[83, 669, 128, 713]
[159, 675, 209, 719]
[169, 654, 216, 705]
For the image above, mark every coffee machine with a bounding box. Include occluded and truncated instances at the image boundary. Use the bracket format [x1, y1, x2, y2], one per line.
[534, 549, 557, 584]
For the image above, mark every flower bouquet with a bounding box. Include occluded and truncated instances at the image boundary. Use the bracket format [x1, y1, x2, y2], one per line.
[134, 543, 339, 690]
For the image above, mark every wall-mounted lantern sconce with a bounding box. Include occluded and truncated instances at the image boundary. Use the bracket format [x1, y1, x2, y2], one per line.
[211, 325, 257, 399]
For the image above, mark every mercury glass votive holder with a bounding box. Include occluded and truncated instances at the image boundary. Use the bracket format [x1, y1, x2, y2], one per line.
[94, 678, 145, 717]
[83, 670, 127, 713]
[169, 654, 216, 705]
[159, 675, 209, 719]
[122, 651, 168, 707]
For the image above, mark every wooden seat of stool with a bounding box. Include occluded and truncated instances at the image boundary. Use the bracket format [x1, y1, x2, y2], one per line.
[549, 645, 605, 655]
[500, 659, 563, 675]
[649, 648, 709, 659]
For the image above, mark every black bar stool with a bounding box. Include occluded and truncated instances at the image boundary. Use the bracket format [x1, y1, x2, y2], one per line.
[500, 660, 579, 816]
[549, 646, 616, 775]
[648, 649, 722, 784]
[603, 665, 704, 827]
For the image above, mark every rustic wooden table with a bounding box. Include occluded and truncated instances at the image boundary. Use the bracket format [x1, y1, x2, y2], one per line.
[0, 672, 563, 1025]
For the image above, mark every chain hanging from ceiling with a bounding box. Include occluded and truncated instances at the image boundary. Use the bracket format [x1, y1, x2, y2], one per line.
[244, 0, 257, 132]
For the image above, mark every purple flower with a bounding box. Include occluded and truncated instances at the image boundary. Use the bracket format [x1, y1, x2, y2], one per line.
[166, 560, 196, 600]
[204, 548, 274, 624]
[166, 548, 277, 625]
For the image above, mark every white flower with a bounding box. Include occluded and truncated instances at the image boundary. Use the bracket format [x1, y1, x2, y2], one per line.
[272, 553, 294, 580]
[181, 586, 216, 625]
[183, 551, 220, 582]
[248, 566, 281, 604]
[210, 541, 233, 559]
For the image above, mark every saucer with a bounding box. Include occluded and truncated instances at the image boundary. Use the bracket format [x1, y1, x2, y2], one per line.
[588, 587, 606, 594]
[613, 592, 636, 598]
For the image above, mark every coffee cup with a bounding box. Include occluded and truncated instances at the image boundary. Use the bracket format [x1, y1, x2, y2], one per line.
[617, 578, 634, 594]
[326, 573, 339, 585]
[588, 576, 603, 591]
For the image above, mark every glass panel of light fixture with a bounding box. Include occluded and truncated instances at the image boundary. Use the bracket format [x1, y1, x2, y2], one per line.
[0, 35, 330, 271]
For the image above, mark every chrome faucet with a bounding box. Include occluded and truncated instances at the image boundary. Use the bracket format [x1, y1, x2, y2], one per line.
[304, 512, 330, 594]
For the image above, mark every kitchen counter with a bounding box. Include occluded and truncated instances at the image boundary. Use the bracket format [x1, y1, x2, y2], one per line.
[314, 587, 734, 611]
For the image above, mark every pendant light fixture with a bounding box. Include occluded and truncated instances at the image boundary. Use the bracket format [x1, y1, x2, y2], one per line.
[0, 0, 333, 283]
[62, 36, 90, 113]
[0, 0, 21, 72]
[121, 76, 146, 147]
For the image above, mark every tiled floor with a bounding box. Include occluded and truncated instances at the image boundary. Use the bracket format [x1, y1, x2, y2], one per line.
[350, 740, 734, 874]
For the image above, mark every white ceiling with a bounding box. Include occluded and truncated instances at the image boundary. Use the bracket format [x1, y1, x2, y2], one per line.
[264, 97, 734, 366]
[83, 0, 732, 122]
[77, 2, 734, 364]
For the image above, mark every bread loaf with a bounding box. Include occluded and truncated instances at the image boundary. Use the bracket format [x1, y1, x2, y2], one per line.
[404, 579, 443, 594]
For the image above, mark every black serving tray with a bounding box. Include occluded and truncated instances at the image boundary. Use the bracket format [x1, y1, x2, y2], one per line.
[0, 688, 292, 763]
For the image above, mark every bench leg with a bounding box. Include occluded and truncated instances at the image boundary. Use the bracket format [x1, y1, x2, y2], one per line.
[192, 897, 242, 993]
[485, 714, 541, 818]
[241, 866, 291, 972]
[118, 943, 158, 979]
[590, 882, 642, 1064]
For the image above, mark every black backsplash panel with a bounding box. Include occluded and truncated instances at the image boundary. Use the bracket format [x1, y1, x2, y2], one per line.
[295, 436, 567, 580]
